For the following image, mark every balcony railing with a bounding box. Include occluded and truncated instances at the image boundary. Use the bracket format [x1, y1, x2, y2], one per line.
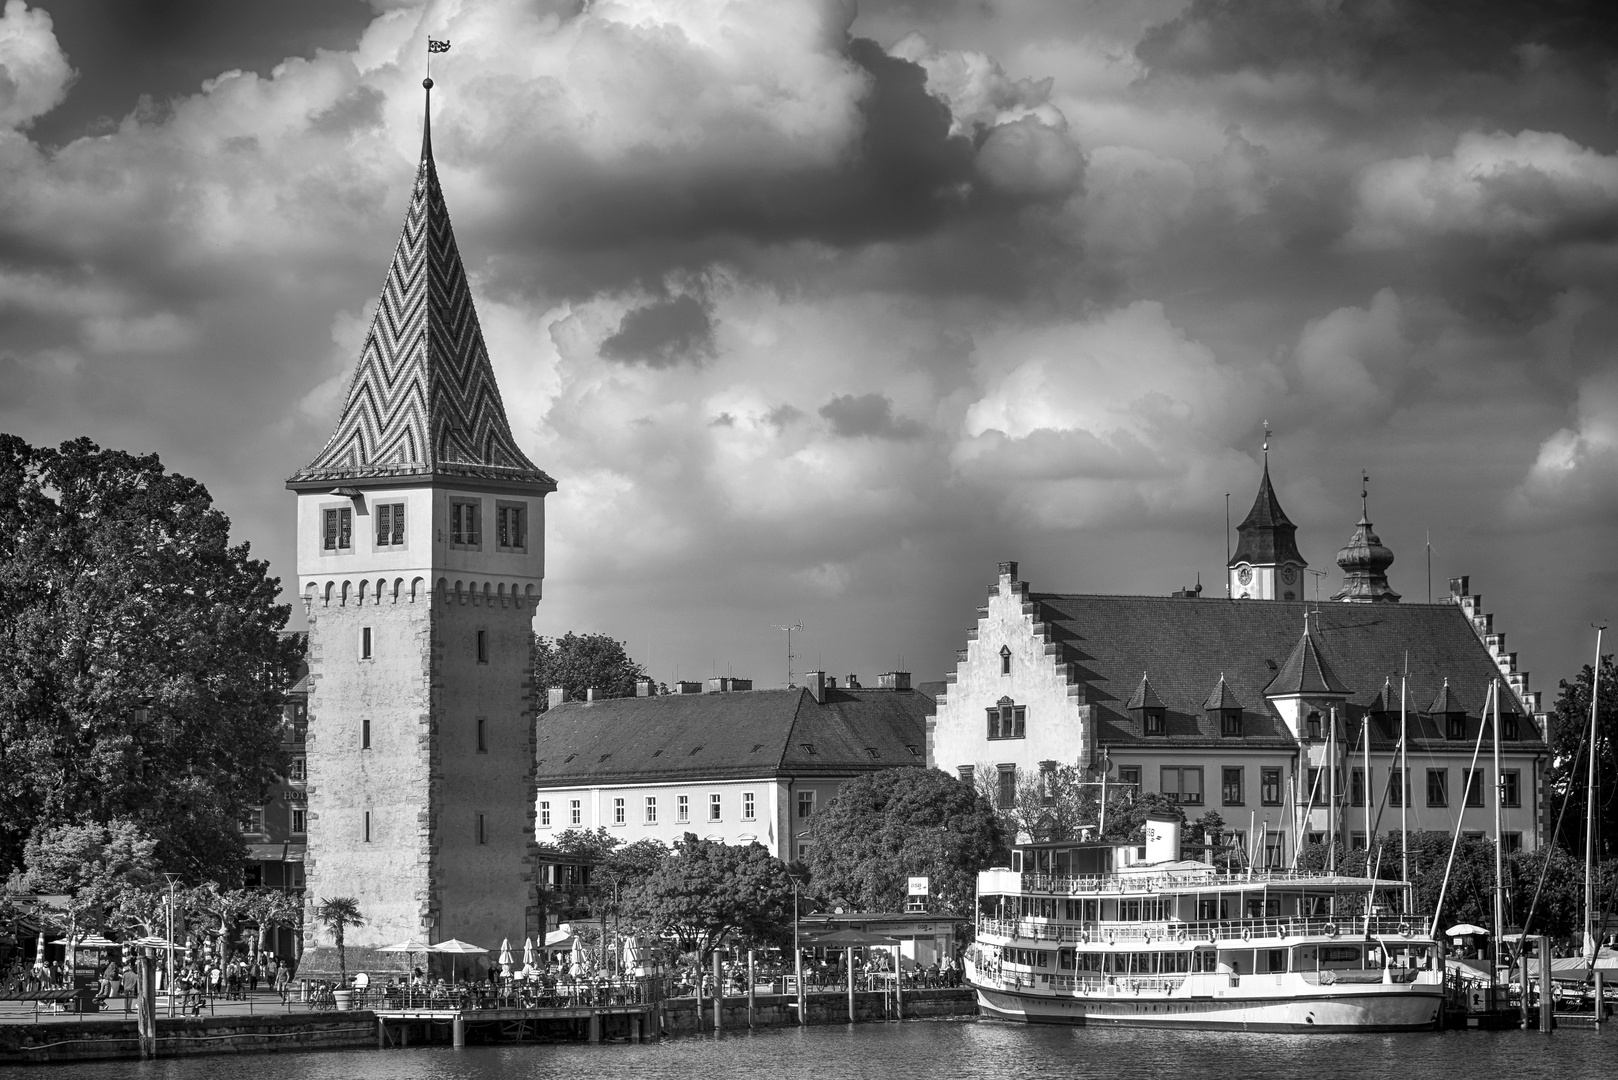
[1013, 869, 1382, 896]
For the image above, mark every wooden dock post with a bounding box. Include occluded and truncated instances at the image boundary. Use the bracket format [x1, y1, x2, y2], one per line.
[377, 1017, 387, 1048]
[713, 952, 723, 1033]
[747, 950, 756, 1028]
[1595, 971, 1605, 1030]
[846, 947, 855, 1023]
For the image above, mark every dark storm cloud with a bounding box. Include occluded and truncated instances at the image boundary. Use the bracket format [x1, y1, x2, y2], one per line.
[600, 294, 715, 368]
[28, 0, 373, 145]
[818, 393, 925, 440]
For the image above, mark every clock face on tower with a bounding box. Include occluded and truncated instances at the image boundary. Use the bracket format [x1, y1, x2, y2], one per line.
[1237, 565, 1252, 585]
[1281, 565, 1297, 585]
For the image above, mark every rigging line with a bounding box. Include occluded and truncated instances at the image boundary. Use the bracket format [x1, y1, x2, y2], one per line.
[1518, 711, 1593, 939]
[1427, 688, 1493, 937]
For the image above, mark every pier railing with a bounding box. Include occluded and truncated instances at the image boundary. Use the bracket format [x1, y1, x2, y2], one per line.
[977, 914, 1423, 945]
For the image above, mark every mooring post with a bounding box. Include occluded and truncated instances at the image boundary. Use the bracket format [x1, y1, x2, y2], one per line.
[846, 947, 855, 1023]
[1595, 971, 1605, 1030]
[747, 949, 756, 1028]
[588, 1010, 601, 1043]
[1539, 934, 1554, 1033]
[712, 951, 723, 1033]
[137, 955, 157, 1059]
[452, 1014, 466, 1048]
[377, 1017, 387, 1049]
[895, 948, 904, 1022]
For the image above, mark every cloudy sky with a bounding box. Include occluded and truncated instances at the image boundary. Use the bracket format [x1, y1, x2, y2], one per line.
[2, 0, 1615, 697]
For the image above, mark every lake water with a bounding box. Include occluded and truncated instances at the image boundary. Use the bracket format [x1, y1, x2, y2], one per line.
[27, 1019, 1617, 1080]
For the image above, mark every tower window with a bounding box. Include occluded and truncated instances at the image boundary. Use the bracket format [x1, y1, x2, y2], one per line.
[476, 813, 488, 844]
[375, 503, 406, 547]
[360, 626, 372, 660]
[362, 716, 371, 750]
[1306, 712, 1321, 740]
[476, 630, 488, 664]
[450, 500, 482, 547]
[476, 716, 487, 753]
[569, 799, 581, 826]
[323, 507, 353, 551]
[364, 811, 372, 843]
[999, 645, 1012, 675]
[496, 503, 527, 552]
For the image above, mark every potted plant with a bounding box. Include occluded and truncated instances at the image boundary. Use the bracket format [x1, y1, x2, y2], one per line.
[313, 897, 364, 1009]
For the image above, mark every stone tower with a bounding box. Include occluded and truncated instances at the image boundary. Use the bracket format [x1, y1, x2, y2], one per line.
[287, 80, 556, 973]
[1228, 442, 1307, 601]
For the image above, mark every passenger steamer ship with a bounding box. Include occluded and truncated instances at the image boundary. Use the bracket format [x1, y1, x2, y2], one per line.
[965, 814, 1444, 1031]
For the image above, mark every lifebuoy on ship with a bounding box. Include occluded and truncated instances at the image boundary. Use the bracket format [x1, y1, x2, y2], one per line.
[1398, 922, 1411, 936]
[1175, 929, 1187, 944]
[1324, 924, 1339, 938]
[1241, 928, 1250, 942]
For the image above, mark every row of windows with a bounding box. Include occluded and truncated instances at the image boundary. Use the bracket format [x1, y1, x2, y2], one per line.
[359, 716, 490, 752]
[320, 501, 527, 554]
[966, 762, 1523, 811]
[540, 790, 803, 828]
[357, 628, 491, 663]
[242, 807, 306, 835]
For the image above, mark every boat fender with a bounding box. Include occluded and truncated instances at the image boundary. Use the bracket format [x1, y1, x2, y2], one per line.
[1175, 930, 1188, 944]
[1324, 924, 1339, 938]
[1080, 931, 1089, 944]
[1107, 932, 1116, 946]
[1398, 922, 1411, 937]
[1320, 970, 1336, 985]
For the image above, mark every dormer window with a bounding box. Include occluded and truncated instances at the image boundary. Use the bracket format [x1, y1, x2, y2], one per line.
[1219, 710, 1243, 737]
[999, 645, 1011, 675]
[1143, 709, 1165, 736]
[986, 696, 1026, 739]
[1446, 714, 1466, 741]
[1127, 673, 1167, 736]
[1203, 676, 1243, 738]
[1502, 712, 1519, 740]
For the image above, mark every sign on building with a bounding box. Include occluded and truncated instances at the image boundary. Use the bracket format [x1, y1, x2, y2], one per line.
[907, 876, 929, 896]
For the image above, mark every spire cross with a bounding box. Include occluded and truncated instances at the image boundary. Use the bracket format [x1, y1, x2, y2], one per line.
[1361, 469, 1370, 519]
[1262, 420, 1270, 458]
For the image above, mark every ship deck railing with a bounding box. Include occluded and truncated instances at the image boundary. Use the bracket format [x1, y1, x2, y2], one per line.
[977, 914, 1427, 945]
[1015, 869, 1385, 896]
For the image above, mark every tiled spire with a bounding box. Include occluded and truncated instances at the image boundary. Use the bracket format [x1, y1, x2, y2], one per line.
[289, 79, 555, 492]
[1229, 458, 1307, 569]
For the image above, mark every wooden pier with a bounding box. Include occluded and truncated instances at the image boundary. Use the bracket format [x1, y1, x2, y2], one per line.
[374, 1003, 659, 1048]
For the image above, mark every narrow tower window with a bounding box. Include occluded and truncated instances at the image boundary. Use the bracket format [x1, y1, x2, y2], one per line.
[476, 630, 488, 664]
[363, 811, 371, 843]
[497, 503, 526, 551]
[360, 626, 372, 659]
[362, 716, 371, 750]
[450, 500, 481, 547]
[999, 645, 1012, 675]
[476, 716, 487, 753]
[476, 813, 487, 844]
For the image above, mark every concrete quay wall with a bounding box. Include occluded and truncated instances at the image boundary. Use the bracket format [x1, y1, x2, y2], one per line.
[0, 1012, 378, 1066]
[661, 988, 978, 1033]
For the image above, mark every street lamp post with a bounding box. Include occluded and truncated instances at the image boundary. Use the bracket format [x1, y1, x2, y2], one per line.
[163, 873, 180, 1017]
[792, 873, 805, 1026]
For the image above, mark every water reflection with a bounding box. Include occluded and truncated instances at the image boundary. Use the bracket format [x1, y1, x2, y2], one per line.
[36, 1019, 1615, 1080]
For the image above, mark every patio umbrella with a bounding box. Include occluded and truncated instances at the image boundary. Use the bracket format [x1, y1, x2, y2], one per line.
[430, 938, 488, 983]
[498, 938, 514, 976]
[623, 935, 643, 976]
[570, 935, 585, 974]
[808, 929, 901, 947]
[523, 936, 536, 971]
[1446, 924, 1490, 937]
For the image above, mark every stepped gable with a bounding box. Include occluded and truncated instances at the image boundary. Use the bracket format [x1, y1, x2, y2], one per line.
[1229, 460, 1306, 568]
[289, 84, 554, 491]
[1017, 594, 1540, 751]
[1202, 675, 1242, 712]
[534, 686, 932, 787]
[1266, 620, 1353, 698]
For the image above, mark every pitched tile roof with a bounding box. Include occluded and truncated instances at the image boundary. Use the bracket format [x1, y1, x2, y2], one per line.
[534, 687, 932, 786]
[1125, 674, 1165, 711]
[289, 88, 555, 492]
[1018, 594, 1541, 752]
[1266, 622, 1352, 697]
[1201, 675, 1242, 712]
[1427, 677, 1464, 715]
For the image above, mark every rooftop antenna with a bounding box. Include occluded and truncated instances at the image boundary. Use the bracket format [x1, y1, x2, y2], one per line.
[1426, 529, 1432, 605]
[1305, 567, 1327, 613]
[1224, 492, 1231, 598]
[773, 623, 803, 688]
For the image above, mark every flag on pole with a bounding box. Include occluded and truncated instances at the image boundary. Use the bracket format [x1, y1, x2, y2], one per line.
[429, 39, 451, 53]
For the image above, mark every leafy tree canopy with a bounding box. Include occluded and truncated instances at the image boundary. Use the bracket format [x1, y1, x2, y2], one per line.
[623, 835, 793, 962]
[20, 818, 159, 920]
[807, 767, 1007, 916]
[0, 436, 302, 884]
[1545, 653, 1616, 861]
[533, 631, 648, 710]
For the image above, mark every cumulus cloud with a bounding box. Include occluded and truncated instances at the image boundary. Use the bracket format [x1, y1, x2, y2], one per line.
[819, 392, 925, 439]
[1292, 288, 1411, 418]
[1510, 366, 1618, 523]
[1349, 130, 1618, 247]
[0, 1, 73, 130]
[601, 294, 715, 367]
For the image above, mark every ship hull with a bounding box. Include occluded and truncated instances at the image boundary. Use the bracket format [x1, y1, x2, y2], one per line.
[975, 983, 1443, 1032]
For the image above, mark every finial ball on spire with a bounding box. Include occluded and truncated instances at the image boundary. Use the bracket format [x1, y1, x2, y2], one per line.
[423, 77, 434, 90]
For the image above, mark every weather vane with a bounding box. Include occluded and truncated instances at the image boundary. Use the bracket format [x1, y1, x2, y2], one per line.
[427, 37, 450, 82]
[1262, 420, 1270, 457]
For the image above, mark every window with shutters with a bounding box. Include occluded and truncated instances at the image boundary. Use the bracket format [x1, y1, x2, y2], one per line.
[496, 502, 527, 552]
[449, 500, 481, 548]
[375, 503, 406, 547]
[322, 506, 353, 552]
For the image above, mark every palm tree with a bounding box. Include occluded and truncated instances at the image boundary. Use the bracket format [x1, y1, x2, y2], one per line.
[313, 897, 364, 984]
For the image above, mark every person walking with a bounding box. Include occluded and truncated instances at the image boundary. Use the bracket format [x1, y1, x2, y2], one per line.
[121, 960, 140, 1014]
[273, 959, 290, 1004]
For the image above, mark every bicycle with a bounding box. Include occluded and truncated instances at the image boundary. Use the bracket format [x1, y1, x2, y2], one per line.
[309, 982, 337, 1011]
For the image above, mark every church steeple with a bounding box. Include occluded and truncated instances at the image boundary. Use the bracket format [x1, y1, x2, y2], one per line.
[288, 78, 554, 492]
[1331, 471, 1399, 603]
[1228, 427, 1307, 600]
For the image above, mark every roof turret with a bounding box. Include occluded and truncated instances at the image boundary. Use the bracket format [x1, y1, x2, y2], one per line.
[1265, 615, 1351, 697]
[1331, 473, 1399, 603]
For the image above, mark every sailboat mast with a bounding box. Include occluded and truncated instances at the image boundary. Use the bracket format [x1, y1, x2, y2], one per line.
[1328, 705, 1338, 874]
[1586, 625, 1604, 959]
[1363, 711, 1371, 866]
[1400, 665, 1409, 900]
[1491, 679, 1506, 986]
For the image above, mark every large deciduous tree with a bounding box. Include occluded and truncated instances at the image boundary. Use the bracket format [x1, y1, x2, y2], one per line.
[807, 767, 1007, 916]
[1545, 653, 1616, 861]
[532, 631, 648, 709]
[624, 835, 793, 963]
[0, 436, 302, 884]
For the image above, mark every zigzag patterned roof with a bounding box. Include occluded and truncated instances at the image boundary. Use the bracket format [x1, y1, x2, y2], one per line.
[290, 87, 555, 492]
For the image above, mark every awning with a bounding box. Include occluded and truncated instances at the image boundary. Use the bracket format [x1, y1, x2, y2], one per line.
[247, 843, 306, 862]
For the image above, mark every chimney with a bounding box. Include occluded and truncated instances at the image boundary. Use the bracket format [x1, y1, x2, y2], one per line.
[730, 677, 752, 691]
[547, 687, 568, 710]
[998, 560, 1019, 584]
[805, 670, 827, 703]
[827, 675, 838, 689]
[586, 687, 602, 702]
[846, 673, 861, 689]
[1143, 813, 1181, 865]
[675, 680, 702, 695]
[878, 671, 911, 690]
[636, 679, 655, 697]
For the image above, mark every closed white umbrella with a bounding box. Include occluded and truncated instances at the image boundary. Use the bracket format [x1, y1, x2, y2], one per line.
[498, 938, 514, 976]
[523, 936, 536, 971]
